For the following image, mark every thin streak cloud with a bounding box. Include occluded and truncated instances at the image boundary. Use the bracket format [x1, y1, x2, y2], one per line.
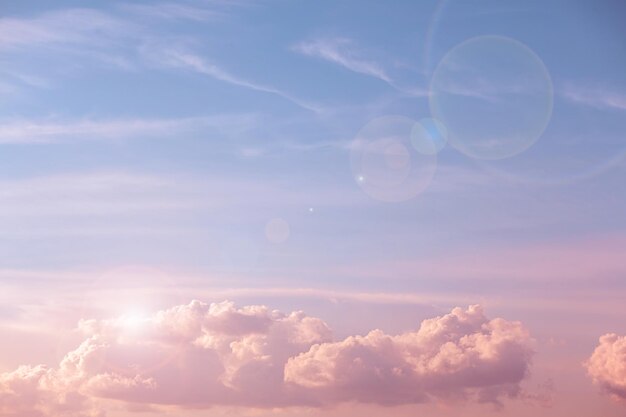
[161, 50, 322, 112]
[294, 38, 392, 83]
[293, 37, 427, 96]
[0, 7, 319, 112]
[0, 115, 258, 144]
[561, 84, 626, 111]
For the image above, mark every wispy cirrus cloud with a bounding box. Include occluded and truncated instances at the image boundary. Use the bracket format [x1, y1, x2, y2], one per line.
[294, 38, 392, 83]
[0, 8, 140, 71]
[157, 49, 322, 112]
[117, 0, 252, 21]
[0, 168, 363, 227]
[0, 7, 316, 111]
[0, 172, 208, 219]
[292, 37, 427, 96]
[0, 114, 258, 144]
[561, 84, 626, 111]
[118, 2, 221, 22]
[0, 2, 243, 49]
[0, 8, 135, 50]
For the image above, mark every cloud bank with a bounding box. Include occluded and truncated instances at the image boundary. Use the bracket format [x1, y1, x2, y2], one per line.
[0, 301, 534, 415]
[586, 333, 626, 401]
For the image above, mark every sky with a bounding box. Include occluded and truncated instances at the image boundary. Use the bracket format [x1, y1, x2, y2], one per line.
[0, 0, 626, 416]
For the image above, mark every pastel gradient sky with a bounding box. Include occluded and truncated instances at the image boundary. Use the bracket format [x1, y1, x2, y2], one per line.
[1, 1, 626, 416]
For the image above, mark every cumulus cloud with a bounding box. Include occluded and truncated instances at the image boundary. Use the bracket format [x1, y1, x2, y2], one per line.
[586, 333, 626, 401]
[0, 301, 534, 415]
[286, 305, 534, 405]
[0, 365, 101, 417]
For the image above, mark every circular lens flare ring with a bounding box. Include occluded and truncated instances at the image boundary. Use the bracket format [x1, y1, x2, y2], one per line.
[429, 35, 553, 160]
[350, 115, 438, 202]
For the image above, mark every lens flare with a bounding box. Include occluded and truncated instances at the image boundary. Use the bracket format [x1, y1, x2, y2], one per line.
[411, 118, 448, 155]
[350, 115, 437, 202]
[429, 35, 553, 160]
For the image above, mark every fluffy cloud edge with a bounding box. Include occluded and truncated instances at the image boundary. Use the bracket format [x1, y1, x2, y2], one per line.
[586, 333, 626, 402]
[1, 300, 536, 416]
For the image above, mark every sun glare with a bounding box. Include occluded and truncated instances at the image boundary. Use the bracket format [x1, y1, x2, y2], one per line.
[120, 311, 148, 329]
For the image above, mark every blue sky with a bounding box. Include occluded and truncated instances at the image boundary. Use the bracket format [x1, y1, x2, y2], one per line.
[1, 2, 626, 416]
[0, 0, 624, 281]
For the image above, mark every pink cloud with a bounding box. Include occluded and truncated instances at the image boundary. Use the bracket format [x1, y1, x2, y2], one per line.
[0, 301, 535, 415]
[0, 364, 100, 417]
[285, 305, 534, 405]
[586, 334, 626, 402]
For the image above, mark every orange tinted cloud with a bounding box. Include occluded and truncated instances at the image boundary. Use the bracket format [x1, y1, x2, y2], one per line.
[586, 334, 626, 402]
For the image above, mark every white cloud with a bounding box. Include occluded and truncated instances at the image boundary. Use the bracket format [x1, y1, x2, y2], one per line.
[294, 38, 392, 83]
[0, 7, 317, 111]
[118, 2, 221, 22]
[0, 8, 139, 71]
[158, 49, 321, 112]
[0, 114, 258, 144]
[0, 9, 134, 50]
[293, 37, 427, 96]
[561, 85, 626, 111]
